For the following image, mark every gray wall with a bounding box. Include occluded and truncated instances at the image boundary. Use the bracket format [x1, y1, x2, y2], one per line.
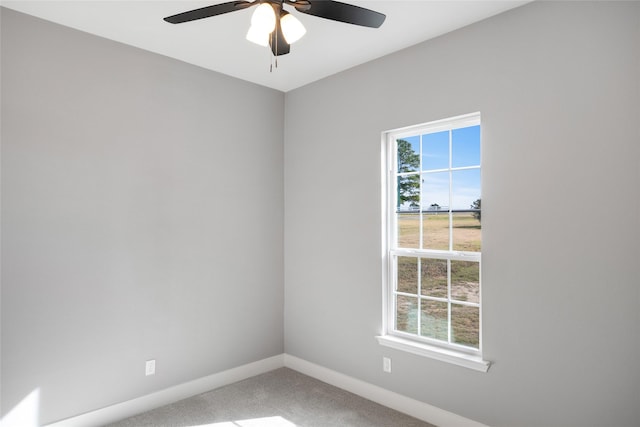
[284, 2, 640, 427]
[1, 8, 284, 425]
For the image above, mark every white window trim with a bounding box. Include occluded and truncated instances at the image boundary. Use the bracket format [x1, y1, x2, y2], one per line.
[376, 335, 490, 372]
[377, 112, 491, 372]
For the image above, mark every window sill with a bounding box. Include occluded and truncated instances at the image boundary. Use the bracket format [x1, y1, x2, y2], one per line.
[376, 335, 491, 373]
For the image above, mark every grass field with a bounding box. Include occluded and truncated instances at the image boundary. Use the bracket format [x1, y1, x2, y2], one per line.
[397, 212, 481, 252]
[395, 212, 481, 348]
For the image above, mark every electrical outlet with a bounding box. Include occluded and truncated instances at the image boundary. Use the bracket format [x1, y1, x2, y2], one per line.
[145, 359, 156, 376]
[383, 357, 391, 373]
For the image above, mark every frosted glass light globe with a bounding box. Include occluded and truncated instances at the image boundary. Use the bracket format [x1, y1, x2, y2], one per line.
[251, 3, 276, 33]
[281, 11, 306, 44]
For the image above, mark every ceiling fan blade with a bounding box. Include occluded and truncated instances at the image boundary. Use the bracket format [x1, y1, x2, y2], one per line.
[164, 1, 254, 24]
[294, 0, 385, 28]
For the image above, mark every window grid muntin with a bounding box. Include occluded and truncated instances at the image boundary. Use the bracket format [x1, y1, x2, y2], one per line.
[388, 113, 481, 354]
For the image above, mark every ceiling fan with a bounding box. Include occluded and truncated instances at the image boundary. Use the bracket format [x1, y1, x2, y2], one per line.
[164, 0, 386, 57]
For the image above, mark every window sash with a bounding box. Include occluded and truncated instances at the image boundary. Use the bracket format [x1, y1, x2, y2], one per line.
[387, 252, 482, 354]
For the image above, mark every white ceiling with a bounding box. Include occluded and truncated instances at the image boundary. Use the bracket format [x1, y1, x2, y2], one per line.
[1, 0, 530, 92]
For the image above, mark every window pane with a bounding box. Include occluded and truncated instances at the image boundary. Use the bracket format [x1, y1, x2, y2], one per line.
[420, 299, 448, 341]
[423, 213, 449, 251]
[422, 171, 449, 210]
[451, 261, 479, 304]
[421, 258, 447, 298]
[451, 169, 480, 210]
[398, 173, 420, 212]
[397, 213, 419, 249]
[451, 304, 479, 348]
[397, 257, 418, 294]
[422, 171, 449, 250]
[452, 212, 481, 252]
[452, 125, 480, 168]
[396, 295, 418, 334]
[422, 130, 449, 171]
[452, 169, 480, 251]
[397, 137, 420, 173]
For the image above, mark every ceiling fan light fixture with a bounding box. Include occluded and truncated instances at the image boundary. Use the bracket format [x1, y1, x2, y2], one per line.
[246, 25, 270, 46]
[280, 11, 306, 44]
[250, 2, 276, 33]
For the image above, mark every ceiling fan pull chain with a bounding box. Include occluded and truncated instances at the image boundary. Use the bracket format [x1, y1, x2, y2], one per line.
[275, 23, 279, 69]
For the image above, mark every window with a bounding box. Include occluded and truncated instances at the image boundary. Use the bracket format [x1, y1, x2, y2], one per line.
[377, 113, 490, 372]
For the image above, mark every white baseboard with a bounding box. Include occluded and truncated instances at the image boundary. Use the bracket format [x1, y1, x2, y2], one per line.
[45, 353, 486, 427]
[45, 354, 284, 427]
[283, 354, 488, 427]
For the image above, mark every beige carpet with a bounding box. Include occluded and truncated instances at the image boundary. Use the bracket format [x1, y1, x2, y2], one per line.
[105, 367, 434, 427]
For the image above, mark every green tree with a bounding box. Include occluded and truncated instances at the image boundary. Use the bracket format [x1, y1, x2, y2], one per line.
[397, 139, 420, 208]
[470, 198, 481, 222]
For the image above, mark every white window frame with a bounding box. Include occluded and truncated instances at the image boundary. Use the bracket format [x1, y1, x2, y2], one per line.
[377, 113, 491, 372]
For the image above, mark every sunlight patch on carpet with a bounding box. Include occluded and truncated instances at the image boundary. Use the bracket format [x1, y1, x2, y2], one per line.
[190, 415, 296, 427]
